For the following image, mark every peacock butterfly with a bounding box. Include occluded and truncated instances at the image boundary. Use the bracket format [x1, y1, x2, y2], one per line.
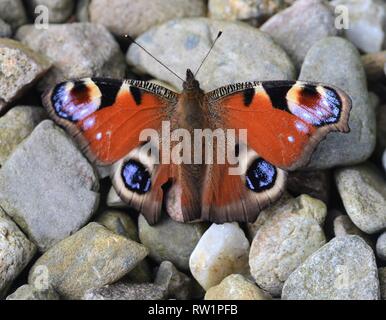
[42, 34, 351, 225]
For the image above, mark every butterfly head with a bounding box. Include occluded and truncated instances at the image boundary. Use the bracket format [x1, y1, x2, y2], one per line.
[183, 69, 201, 92]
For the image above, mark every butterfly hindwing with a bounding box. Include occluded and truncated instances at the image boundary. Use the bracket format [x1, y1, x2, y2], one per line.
[202, 146, 287, 223]
[111, 144, 171, 224]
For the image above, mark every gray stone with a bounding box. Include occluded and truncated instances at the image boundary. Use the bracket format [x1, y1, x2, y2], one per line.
[127, 18, 295, 91]
[324, 209, 345, 238]
[333, 214, 373, 247]
[16, 23, 126, 91]
[261, 0, 337, 68]
[249, 209, 326, 296]
[208, 0, 295, 25]
[379, 268, 386, 300]
[376, 232, 386, 261]
[106, 186, 128, 208]
[83, 282, 165, 300]
[96, 210, 139, 242]
[29, 222, 149, 299]
[155, 261, 194, 300]
[368, 91, 380, 110]
[96, 164, 111, 179]
[0, 120, 100, 251]
[335, 163, 386, 234]
[124, 260, 152, 284]
[189, 223, 250, 291]
[377, 105, 386, 152]
[26, 0, 75, 23]
[0, 18, 11, 37]
[88, 0, 206, 38]
[0, 106, 46, 167]
[6, 284, 59, 300]
[0, 0, 28, 30]
[300, 37, 375, 169]
[287, 170, 330, 204]
[282, 236, 380, 300]
[247, 194, 327, 241]
[75, 0, 90, 22]
[0, 210, 37, 298]
[96, 210, 152, 283]
[287, 195, 328, 226]
[383, 150, 386, 174]
[205, 274, 272, 300]
[0, 39, 51, 113]
[331, 0, 385, 53]
[138, 214, 207, 271]
[246, 192, 292, 240]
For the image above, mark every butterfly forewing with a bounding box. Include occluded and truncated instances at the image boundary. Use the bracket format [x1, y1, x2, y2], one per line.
[206, 80, 351, 170]
[43, 78, 178, 165]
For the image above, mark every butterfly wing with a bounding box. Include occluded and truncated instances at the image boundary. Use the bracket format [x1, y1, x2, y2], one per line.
[203, 80, 351, 222]
[43, 78, 178, 165]
[207, 80, 351, 170]
[43, 78, 178, 223]
[201, 145, 287, 223]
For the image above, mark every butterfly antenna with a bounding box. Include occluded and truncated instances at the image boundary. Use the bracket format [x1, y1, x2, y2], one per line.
[125, 34, 184, 82]
[194, 31, 223, 77]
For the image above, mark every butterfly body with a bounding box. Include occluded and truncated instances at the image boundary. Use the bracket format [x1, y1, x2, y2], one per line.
[43, 69, 351, 224]
[174, 70, 207, 134]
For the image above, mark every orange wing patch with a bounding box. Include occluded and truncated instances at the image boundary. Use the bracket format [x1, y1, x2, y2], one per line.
[43, 78, 177, 165]
[201, 147, 287, 223]
[211, 81, 351, 170]
[77, 88, 167, 164]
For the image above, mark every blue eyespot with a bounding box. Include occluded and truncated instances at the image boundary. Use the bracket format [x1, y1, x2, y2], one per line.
[121, 160, 151, 194]
[52, 84, 72, 120]
[51, 81, 98, 122]
[246, 158, 277, 192]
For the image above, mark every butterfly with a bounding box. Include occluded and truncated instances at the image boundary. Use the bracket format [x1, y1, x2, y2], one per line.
[42, 68, 351, 225]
